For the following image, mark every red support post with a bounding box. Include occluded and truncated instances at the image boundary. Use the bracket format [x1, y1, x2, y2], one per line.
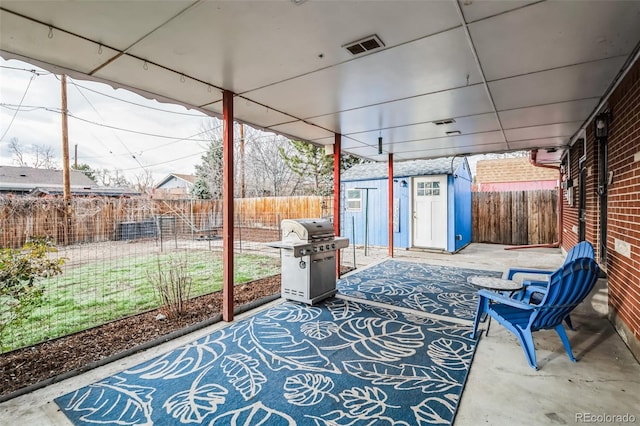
[333, 133, 342, 277]
[222, 90, 235, 322]
[388, 153, 394, 257]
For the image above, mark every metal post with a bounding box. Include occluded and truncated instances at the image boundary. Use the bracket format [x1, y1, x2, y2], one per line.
[222, 90, 235, 322]
[355, 187, 376, 256]
[352, 215, 356, 268]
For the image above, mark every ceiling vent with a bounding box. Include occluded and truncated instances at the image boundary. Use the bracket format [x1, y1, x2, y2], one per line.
[446, 130, 462, 136]
[343, 35, 385, 55]
[433, 118, 456, 126]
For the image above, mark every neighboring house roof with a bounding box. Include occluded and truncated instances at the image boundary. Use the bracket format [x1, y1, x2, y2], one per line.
[154, 173, 196, 189]
[29, 186, 140, 197]
[0, 166, 96, 192]
[475, 157, 558, 184]
[342, 157, 466, 181]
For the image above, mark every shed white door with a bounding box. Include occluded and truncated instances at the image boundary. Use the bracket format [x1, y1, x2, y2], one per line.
[412, 176, 447, 249]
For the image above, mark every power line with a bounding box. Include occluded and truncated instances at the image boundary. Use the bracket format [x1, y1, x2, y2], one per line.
[117, 150, 206, 171]
[1, 103, 215, 142]
[0, 65, 51, 76]
[0, 71, 37, 142]
[67, 77, 209, 117]
[67, 77, 147, 170]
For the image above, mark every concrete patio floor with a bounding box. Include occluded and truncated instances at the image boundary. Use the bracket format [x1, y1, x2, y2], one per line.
[1, 243, 638, 425]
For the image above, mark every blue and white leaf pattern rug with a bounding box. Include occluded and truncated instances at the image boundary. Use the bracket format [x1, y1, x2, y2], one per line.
[337, 260, 502, 321]
[56, 298, 477, 425]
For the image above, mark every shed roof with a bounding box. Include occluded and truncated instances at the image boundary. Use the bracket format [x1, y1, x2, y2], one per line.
[342, 157, 466, 181]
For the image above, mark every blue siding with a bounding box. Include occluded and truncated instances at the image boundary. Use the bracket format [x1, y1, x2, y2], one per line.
[341, 157, 472, 253]
[449, 160, 473, 252]
[341, 178, 410, 248]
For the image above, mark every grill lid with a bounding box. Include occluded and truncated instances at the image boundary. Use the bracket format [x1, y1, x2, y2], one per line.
[281, 218, 334, 242]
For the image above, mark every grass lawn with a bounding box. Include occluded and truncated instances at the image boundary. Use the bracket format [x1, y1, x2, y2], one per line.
[2, 250, 280, 352]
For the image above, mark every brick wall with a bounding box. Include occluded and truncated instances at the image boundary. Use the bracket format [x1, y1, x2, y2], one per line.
[605, 57, 640, 351]
[476, 157, 559, 183]
[563, 58, 640, 357]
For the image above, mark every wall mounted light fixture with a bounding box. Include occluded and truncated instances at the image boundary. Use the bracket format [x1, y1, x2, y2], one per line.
[400, 180, 408, 188]
[594, 112, 610, 139]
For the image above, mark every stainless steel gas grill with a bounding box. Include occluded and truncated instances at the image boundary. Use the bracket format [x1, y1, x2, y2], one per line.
[268, 219, 349, 305]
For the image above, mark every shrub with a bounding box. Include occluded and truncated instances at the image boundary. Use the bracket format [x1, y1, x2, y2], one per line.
[0, 237, 66, 344]
[147, 256, 193, 318]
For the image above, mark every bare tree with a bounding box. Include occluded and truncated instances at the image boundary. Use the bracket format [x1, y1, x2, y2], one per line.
[31, 144, 58, 169]
[9, 138, 26, 166]
[94, 168, 131, 187]
[9, 138, 59, 169]
[243, 129, 301, 196]
[133, 169, 155, 195]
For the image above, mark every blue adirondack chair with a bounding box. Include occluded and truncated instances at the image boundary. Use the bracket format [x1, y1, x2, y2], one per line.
[472, 257, 600, 369]
[505, 241, 595, 329]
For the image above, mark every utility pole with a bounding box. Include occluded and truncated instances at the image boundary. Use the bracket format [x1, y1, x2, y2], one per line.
[61, 75, 70, 200]
[239, 123, 245, 198]
[61, 74, 72, 245]
[74, 144, 78, 169]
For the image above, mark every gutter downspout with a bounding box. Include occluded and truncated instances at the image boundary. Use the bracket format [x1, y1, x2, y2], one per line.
[504, 150, 562, 250]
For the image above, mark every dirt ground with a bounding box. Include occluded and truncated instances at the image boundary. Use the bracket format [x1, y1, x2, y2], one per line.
[0, 275, 281, 399]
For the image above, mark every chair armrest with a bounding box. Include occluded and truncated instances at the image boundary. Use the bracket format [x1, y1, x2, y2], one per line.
[523, 279, 549, 287]
[504, 267, 554, 280]
[520, 285, 548, 304]
[477, 289, 536, 310]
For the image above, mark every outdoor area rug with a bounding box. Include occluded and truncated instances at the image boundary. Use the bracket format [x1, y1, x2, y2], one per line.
[337, 260, 502, 321]
[55, 298, 477, 425]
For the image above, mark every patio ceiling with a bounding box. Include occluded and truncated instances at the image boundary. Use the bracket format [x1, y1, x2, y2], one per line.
[1, 1, 639, 164]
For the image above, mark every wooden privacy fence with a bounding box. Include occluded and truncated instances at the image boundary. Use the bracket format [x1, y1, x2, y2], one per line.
[1, 196, 332, 248]
[472, 190, 558, 245]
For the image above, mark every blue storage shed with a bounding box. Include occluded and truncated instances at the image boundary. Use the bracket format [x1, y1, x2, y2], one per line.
[341, 157, 472, 253]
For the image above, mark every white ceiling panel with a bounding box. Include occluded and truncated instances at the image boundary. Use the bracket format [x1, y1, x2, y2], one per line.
[94, 55, 222, 109]
[349, 113, 500, 145]
[458, 0, 538, 23]
[308, 84, 493, 137]
[387, 131, 506, 154]
[203, 97, 295, 130]
[471, 1, 640, 81]
[509, 138, 568, 151]
[0, 1, 192, 51]
[313, 136, 367, 151]
[489, 56, 627, 111]
[396, 142, 509, 161]
[124, 0, 461, 94]
[0, 10, 120, 75]
[504, 122, 582, 142]
[499, 99, 599, 130]
[243, 27, 482, 119]
[268, 121, 334, 143]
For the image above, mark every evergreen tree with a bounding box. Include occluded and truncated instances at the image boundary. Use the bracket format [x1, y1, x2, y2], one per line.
[279, 140, 367, 195]
[193, 134, 224, 199]
[71, 163, 96, 181]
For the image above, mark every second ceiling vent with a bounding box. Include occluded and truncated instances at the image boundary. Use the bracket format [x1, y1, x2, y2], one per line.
[343, 34, 385, 55]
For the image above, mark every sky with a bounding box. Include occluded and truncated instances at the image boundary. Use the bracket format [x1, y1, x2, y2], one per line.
[0, 56, 218, 184]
